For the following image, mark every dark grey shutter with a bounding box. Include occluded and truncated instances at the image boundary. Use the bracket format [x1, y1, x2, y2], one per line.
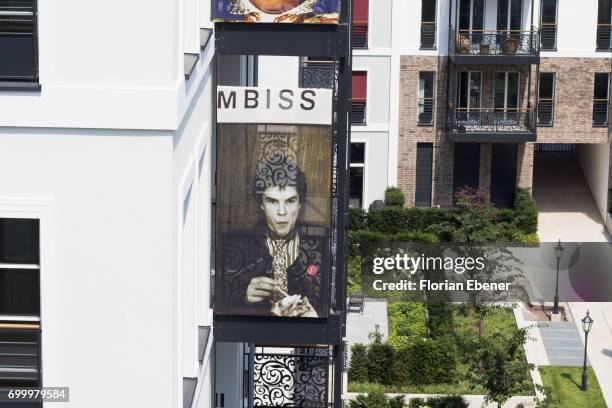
[453, 143, 481, 195]
[415, 143, 433, 207]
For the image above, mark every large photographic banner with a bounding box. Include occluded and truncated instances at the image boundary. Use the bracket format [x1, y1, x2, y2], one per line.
[212, 0, 341, 24]
[215, 86, 333, 319]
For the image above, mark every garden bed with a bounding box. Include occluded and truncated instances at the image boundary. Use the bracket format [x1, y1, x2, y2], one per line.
[540, 366, 606, 408]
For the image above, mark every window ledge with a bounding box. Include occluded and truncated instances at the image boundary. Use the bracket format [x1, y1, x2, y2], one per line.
[595, 48, 612, 52]
[0, 81, 40, 92]
[419, 46, 437, 51]
[593, 123, 609, 128]
[417, 122, 434, 127]
[184, 53, 200, 80]
[537, 123, 554, 127]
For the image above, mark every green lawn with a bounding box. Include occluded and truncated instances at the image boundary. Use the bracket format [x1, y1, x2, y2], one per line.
[540, 366, 607, 408]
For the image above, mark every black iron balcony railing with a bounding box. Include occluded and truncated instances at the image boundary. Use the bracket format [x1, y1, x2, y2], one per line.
[420, 22, 436, 49]
[540, 23, 557, 50]
[537, 98, 554, 126]
[450, 29, 539, 60]
[452, 108, 536, 136]
[352, 22, 368, 49]
[351, 101, 367, 125]
[593, 99, 609, 126]
[418, 97, 434, 124]
[596, 24, 612, 50]
[299, 59, 337, 95]
[0, 0, 38, 82]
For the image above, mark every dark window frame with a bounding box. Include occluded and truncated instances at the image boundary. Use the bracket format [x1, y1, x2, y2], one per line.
[349, 142, 366, 209]
[418, 71, 435, 125]
[352, 0, 369, 49]
[415, 143, 434, 207]
[0, 0, 39, 90]
[420, 0, 437, 50]
[596, 0, 612, 50]
[537, 72, 556, 126]
[351, 71, 368, 126]
[593, 72, 610, 127]
[540, 0, 558, 50]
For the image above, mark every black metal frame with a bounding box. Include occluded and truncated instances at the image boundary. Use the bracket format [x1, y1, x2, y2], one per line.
[213, 3, 351, 407]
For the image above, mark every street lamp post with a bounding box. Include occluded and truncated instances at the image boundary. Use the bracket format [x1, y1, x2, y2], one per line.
[553, 240, 564, 315]
[581, 310, 594, 391]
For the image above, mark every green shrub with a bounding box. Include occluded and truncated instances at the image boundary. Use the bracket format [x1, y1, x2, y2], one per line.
[367, 341, 395, 385]
[392, 338, 456, 386]
[349, 391, 391, 408]
[348, 344, 369, 383]
[408, 396, 468, 408]
[385, 187, 405, 207]
[513, 188, 538, 234]
[388, 302, 428, 350]
[348, 255, 363, 294]
[367, 207, 409, 234]
[389, 396, 406, 408]
[511, 231, 540, 246]
[349, 207, 367, 230]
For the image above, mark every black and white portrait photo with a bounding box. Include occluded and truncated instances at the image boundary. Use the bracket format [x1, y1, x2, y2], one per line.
[215, 123, 332, 318]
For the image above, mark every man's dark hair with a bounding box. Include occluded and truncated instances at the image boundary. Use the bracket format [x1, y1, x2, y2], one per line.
[252, 159, 308, 206]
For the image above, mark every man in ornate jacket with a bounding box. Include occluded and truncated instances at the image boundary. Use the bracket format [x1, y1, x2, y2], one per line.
[217, 160, 329, 318]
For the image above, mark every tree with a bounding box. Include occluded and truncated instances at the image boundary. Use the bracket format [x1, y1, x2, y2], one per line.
[474, 328, 534, 408]
[366, 325, 395, 385]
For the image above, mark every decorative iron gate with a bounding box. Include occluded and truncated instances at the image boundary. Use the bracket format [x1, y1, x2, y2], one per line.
[245, 346, 332, 407]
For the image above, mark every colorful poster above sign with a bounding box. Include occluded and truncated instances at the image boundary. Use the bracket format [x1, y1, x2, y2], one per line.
[215, 86, 333, 319]
[212, 0, 341, 24]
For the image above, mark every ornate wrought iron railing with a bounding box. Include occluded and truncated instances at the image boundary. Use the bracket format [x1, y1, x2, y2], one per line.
[418, 97, 434, 124]
[420, 21, 436, 49]
[596, 23, 612, 50]
[537, 98, 554, 126]
[450, 29, 540, 57]
[593, 99, 609, 126]
[299, 59, 338, 96]
[452, 108, 536, 135]
[352, 21, 368, 49]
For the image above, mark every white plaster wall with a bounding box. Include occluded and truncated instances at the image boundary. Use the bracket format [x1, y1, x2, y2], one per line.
[353, 56, 391, 128]
[0, 129, 175, 408]
[257, 56, 300, 87]
[365, 0, 392, 52]
[578, 143, 611, 221]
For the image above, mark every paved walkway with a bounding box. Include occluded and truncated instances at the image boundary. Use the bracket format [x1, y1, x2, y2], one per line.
[533, 156, 611, 243]
[345, 299, 388, 347]
[568, 302, 612, 408]
[538, 321, 587, 366]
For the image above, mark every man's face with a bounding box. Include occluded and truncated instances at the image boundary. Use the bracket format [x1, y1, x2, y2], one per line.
[261, 185, 301, 238]
[250, 0, 302, 13]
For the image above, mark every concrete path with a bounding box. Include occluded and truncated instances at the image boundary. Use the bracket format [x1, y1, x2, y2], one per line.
[345, 299, 388, 347]
[538, 321, 587, 366]
[533, 156, 611, 243]
[568, 302, 612, 408]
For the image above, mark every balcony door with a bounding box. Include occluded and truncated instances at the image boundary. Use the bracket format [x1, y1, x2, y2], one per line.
[459, 0, 484, 42]
[495, 72, 520, 123]
[497, 0, 523, 35]
[458, 72, 482, 123]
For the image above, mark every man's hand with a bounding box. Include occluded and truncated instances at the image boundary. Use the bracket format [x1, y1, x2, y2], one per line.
[246, 277, 277, 304]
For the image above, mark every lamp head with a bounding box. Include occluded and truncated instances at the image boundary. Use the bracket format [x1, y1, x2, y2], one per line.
[582, 310, 594, 334]
[554, 239, 564, 261]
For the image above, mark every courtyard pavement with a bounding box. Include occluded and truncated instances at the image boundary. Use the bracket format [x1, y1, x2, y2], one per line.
[533, 156, 611, 243]
[345, 299, 388, 347]
[538, 321, 587, 366]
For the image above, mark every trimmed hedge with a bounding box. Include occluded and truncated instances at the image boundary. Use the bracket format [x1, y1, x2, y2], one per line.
[348, 344, 369, 383]
[408, 396, 468, 408]
[385, 187, 405, 207]
[349, 391, 406, 408]
[366, 341, 395, 385]
[392, 338, 456, 386]
[513, 188, 538, 234]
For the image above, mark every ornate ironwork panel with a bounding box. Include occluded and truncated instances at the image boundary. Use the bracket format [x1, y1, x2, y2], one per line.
[300, 60, 338, 98]
[251, 347, 330, 407]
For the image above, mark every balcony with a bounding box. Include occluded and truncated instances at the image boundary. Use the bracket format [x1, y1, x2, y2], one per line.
[450, 108, 536, 142]
[449, 29, 539, 65]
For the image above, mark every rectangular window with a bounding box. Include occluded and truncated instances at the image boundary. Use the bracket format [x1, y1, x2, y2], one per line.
[415, 143, 433, 207]
[457, 71, 482, 122]
[593, 73, 610, 126]
[459, 0, 484, 42]
[418, 72, 435, 124]
[497, 0, 522, 33]
[0, 218, 41, 395]
[494, 72, 520, 124]
[597, 0, 612, 50]
[350, 143, 365, 209]
[352, 0, 369, 49]
[0, 0, 38, 83]
[352, 72, 367, 125]
[540, 0, 557, 50]
[420, 0, 437, 49]
[538, 72, 555, 125]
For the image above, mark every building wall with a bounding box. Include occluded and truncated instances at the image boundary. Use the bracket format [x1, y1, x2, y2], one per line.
[578, 143, 611, 220]
[538, 58, 611, 144]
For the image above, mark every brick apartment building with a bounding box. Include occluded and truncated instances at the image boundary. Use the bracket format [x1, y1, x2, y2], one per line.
[395, 0, 612, 229]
